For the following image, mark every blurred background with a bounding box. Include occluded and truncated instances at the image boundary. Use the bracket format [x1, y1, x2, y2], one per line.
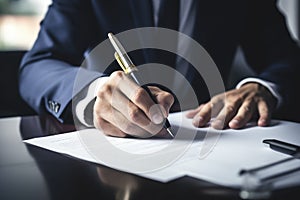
[0, 0, 51, 50]
[0, 0, 51, 117]
[0, 0, 299, 51]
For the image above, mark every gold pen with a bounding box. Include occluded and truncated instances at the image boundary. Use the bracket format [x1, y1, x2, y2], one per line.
[108, 33, 174, 138]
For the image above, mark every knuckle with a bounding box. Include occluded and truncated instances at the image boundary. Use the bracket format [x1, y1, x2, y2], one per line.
[236, 95, 244, 102]
[97, 84, 112, 98]
[226, 96, 243, 108]
[206, 102, 214, 109]
[211, 95, 224, 106]
[110, 71, 124, 80]
[160, 94, 174, 109]
[225, 105, 235, 113]
[211, 95, 220, 103]
[226, 93, 242, 102]
[241, 104, 251, 113]
[96, 91, 104, 99]
[165, 93, 175, 104]
[128, 107, 141, 122]
[148, 86, 158, 92]
[200, 102, 212, 114]
[132, 88, 147, 104]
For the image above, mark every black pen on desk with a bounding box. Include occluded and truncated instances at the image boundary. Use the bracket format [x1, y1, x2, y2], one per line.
[239, 140, 300, 176]
[263, 139, 300, 156]
[108, 33, 174, 138]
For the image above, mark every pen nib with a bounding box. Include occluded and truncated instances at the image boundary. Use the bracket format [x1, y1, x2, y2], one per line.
[166, 128, 175, 138]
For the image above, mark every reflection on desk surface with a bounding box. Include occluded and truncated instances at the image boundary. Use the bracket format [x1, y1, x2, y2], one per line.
[0, 115, 300, 200]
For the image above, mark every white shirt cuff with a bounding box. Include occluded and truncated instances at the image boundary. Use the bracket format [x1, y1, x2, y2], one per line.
[236, 77, 282, 108]
[75, 77, 109, 127]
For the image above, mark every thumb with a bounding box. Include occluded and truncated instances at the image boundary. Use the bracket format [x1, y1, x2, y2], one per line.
[155, 91, 174, 118]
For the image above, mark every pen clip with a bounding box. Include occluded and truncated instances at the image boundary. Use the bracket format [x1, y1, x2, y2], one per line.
[114, 52, 137, 74]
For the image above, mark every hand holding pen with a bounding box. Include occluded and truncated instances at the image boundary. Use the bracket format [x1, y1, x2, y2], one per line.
[92, 33, 175, 138]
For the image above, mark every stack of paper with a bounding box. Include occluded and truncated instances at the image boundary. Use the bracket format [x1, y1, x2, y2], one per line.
[24, 112, 300, 188]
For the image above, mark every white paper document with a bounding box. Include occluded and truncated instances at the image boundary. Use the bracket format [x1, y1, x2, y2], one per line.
[24, 112, 300, 188]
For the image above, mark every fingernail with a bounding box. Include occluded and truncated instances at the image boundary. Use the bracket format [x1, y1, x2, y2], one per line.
[186, 110, 195, 118]
[193, 116, 203, 126]
[212, 119, 223, 129]
[258, 119, 267, 126]
[152, 113, 164, 124]
[229, 119, 239, 127]
[149, 104, 164, 124]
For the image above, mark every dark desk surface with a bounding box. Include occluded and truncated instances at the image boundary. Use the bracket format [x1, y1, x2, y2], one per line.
[0, 115, 299, 200]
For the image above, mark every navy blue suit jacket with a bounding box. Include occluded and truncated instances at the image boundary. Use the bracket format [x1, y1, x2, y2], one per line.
[19, 0, 300, 123]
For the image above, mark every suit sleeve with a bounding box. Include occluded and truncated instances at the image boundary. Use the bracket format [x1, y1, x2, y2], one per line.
[240, 0, 300, 120]
[19, 0, 103, 123]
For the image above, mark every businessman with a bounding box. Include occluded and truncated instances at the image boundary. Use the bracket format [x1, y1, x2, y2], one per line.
[19, 0, 300, 137]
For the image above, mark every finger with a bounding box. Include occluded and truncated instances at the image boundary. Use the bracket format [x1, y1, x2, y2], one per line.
[93, 98, 127, 137]
[257, 100, 271, 127]
[113, 93, 164, 135]
[149, 86, 175, 117]
[110, 89, 151, 127]
[93, 116, 127, 137]
[94, 97, 157, 138]
[192, 95, 225, 127]
[107, 108, 156, 138]
[114, 74, 164, 124]
[185, 105, 204, 118]
[212, 102, 241, 130]
[229, 100, 255, 129]
[192, 101, 223, 127]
